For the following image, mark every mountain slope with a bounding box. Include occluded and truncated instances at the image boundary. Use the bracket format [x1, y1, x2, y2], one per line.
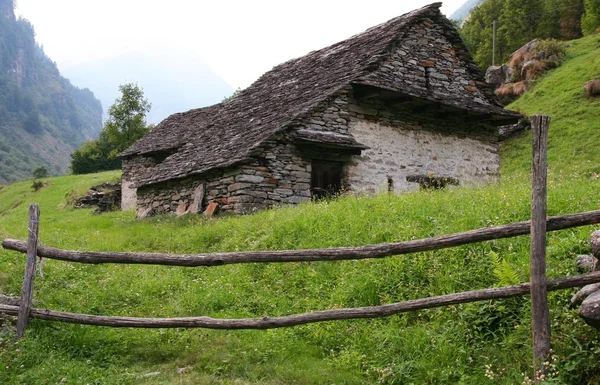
[450, 0, 485, 22]
[501, 33, 600, 177]
[0, 0, 102, 184]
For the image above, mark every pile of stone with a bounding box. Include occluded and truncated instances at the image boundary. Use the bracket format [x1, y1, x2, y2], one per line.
[485, 39, 563, 104]
[75, 183, 121, 214]
[571, 231, 600, 330]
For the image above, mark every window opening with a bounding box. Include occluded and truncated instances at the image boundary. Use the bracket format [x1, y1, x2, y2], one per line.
[311, 161, 342, 199]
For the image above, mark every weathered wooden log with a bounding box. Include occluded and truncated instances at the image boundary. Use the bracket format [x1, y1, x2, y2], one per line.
[3, 210, 600, 267]
[1, 272, 599, 330]
[16, 204, 40, 338]
[530, 114, 551, 381]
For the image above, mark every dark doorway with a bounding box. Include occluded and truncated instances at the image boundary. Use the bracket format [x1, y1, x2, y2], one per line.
[311, 161, 343, 199]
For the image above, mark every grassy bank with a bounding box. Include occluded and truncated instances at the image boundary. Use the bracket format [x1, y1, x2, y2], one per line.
[0, 170, 599, 384]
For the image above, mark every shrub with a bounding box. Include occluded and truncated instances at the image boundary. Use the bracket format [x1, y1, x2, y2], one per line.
[496, 81, 528, 104]
[31, 180, 43, 191]
[536, 39, 567, 60]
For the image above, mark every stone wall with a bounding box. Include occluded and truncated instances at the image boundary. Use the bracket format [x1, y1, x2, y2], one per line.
[134, 134, 312, 215]
[363, 18, 491, 107]
[342, 91, 498, 193]
[129, 85, 499, 215]
[121, 155, 160, 210]
[346, 120, 498, 193]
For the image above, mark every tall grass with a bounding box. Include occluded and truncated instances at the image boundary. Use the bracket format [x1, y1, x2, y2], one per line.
[0, 170, 599, 384]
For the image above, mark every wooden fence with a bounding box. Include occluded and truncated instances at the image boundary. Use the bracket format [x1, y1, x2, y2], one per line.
[1, 115, 599, 382]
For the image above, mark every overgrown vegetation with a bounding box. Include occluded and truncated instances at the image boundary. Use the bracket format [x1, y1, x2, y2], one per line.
[0, 0, 103, 183]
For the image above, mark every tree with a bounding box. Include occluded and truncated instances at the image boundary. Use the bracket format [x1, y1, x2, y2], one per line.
[499, 0, 545, 56]
[70, 83, 152, 174]
[461, 0, 508, 68]
[70, 136, 121, 175]
[582, 0, 600, 34]
[31, 165, 48, 179]
[103, 83, 152, 158]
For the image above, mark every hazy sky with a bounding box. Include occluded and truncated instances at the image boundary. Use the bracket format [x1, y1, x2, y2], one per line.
[16, 1, 465, 89]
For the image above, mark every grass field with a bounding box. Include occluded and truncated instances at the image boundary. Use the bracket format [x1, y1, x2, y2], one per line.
[1, 33, 600, 384]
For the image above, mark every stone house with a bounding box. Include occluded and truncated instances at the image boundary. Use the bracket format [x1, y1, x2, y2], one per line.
[120, 3, 520, 216]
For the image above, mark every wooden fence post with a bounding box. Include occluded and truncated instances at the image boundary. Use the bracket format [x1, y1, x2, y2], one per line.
[16, 204, 40, 338]
[530, 115, 551, 382]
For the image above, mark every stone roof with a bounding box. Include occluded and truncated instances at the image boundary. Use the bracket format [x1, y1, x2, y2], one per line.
[122, 2, 520, 188]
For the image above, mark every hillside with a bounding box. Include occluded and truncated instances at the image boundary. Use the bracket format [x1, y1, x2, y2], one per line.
[449, 0, 484, 22]
[0, 0, 103, 184]
[501, 33, 600, 177]
[0, 35, 600, 384]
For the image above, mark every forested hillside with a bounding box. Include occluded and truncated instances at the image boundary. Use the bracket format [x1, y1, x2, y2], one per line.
[0, 0, 102, 184]
[460, 0, 600, 69]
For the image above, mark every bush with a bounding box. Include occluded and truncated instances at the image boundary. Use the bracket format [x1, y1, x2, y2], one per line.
[70, 139, 121, 175]
[536, 39, 567, 60]
[31, 180, 43, 191]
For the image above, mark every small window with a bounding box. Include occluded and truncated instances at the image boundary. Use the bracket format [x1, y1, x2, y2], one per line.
[257, 157, 268, 167]
[311, 161, 342, 199]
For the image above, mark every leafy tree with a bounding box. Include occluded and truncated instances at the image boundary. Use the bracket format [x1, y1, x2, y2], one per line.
[103, 83, 151, 158]
[461, 0, 508, 68]
[499, 0, 545, 56]
[538, 0, 562, 39]
[582, 0, 600, 34]
[70, 83, 152, 174]
[31, 165, 48, 179]
[557, 0, 585, 39]
[70, 136, 121, 175]
[23, 110, 42, 133]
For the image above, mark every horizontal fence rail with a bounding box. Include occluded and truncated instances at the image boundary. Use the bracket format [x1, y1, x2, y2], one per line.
[3, 209, 600, 267]
[1, 272, 599, 329]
